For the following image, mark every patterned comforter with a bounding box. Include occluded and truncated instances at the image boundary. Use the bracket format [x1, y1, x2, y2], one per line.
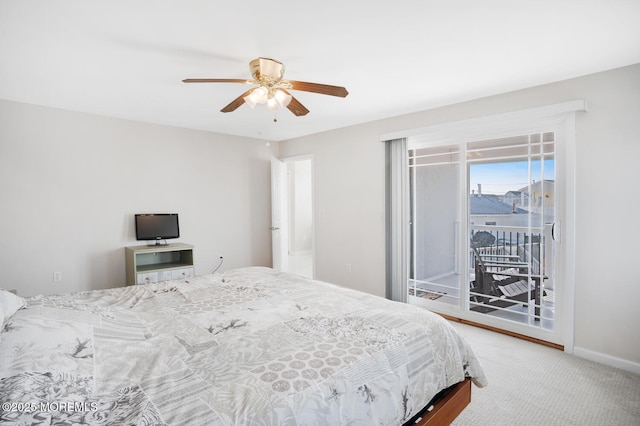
[0, 267, 487, 425]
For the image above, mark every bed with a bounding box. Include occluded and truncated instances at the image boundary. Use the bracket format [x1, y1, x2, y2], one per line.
[1, 267, 486, 425]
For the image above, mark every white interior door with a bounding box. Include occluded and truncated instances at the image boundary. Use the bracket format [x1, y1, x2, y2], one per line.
[271, 157, 289, 272]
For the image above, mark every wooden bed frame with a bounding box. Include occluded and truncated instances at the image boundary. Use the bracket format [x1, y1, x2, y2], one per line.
[405, 378, 472, 425]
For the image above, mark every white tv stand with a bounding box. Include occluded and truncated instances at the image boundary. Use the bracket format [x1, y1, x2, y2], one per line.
[125, 243, 194, 285]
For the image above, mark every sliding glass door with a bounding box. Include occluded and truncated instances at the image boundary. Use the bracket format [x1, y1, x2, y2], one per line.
[466, 133, 556, 330]
[408, 130, 560, 342]
[408, 144, 463, 307]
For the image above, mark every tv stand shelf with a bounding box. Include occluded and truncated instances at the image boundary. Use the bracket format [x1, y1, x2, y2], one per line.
[125, 243, 194, 285]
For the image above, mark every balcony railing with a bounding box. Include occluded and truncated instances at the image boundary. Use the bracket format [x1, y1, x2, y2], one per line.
[470, 225, 546, 276]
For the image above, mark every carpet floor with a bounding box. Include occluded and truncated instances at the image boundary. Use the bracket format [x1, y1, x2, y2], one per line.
[449, 321, 640, 426]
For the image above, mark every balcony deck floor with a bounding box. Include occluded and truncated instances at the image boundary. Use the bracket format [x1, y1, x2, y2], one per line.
[409, 273, 555, 331]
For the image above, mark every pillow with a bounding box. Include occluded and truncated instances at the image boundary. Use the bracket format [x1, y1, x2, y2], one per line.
[0, 289, 25, 326]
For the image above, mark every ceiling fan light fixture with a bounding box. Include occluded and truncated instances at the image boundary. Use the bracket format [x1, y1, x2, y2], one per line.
[266, 97, 280, 111]
[273, 89, 292, 108]
[243, 93, 257, 108]
[244, 86, 269, 108]
[184, 57, 347, 117]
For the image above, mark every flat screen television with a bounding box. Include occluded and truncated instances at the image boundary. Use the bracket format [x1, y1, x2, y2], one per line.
[135, 214, 180, 244]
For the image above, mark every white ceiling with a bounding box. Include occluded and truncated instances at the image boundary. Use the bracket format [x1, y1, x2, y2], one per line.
[1, 1, 639, 142]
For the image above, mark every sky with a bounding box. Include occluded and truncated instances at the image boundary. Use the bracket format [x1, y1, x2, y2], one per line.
[469, 160, 555, 195]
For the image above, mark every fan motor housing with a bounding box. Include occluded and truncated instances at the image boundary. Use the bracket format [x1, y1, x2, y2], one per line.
[250, 58, 284, 84]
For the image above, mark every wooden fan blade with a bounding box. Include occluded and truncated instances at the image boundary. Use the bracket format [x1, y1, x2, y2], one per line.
[182, 78, 250, 84]
[220, 89, 253, 113]
[285, 92, 310, 116]
[288, 80, 348, 97]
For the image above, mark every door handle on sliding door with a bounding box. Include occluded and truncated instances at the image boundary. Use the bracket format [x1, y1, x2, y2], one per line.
[551, 222, 559, 241]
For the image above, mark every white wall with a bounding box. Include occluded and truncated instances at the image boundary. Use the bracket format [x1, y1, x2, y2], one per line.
[279, 64, 640, 370]
[0, 99, 276, 297]
[280, 125, 387, 297]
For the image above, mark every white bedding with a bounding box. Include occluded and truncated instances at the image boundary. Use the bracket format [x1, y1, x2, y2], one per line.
[0, 267, 486, 425]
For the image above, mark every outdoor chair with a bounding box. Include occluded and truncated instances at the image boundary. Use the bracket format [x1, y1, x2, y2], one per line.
[469, 243, 541, 318]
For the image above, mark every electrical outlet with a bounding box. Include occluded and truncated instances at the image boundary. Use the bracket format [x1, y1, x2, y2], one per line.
[346, 263, 352, 273]
[53, 271, 62, 282]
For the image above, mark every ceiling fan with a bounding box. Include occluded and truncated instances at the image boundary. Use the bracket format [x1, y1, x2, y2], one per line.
[183, 57, 348, 116]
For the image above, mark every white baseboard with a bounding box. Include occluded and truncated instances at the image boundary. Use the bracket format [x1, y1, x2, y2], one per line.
[573, 346, 640, 375]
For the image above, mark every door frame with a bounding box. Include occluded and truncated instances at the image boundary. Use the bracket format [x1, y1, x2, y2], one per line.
[271, 157, 288, 272]
[271, 154, 316, 279]
[383, 100, 584, 351]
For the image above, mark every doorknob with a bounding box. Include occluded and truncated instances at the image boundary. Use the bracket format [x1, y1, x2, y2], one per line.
[270, 227, 280, 231]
